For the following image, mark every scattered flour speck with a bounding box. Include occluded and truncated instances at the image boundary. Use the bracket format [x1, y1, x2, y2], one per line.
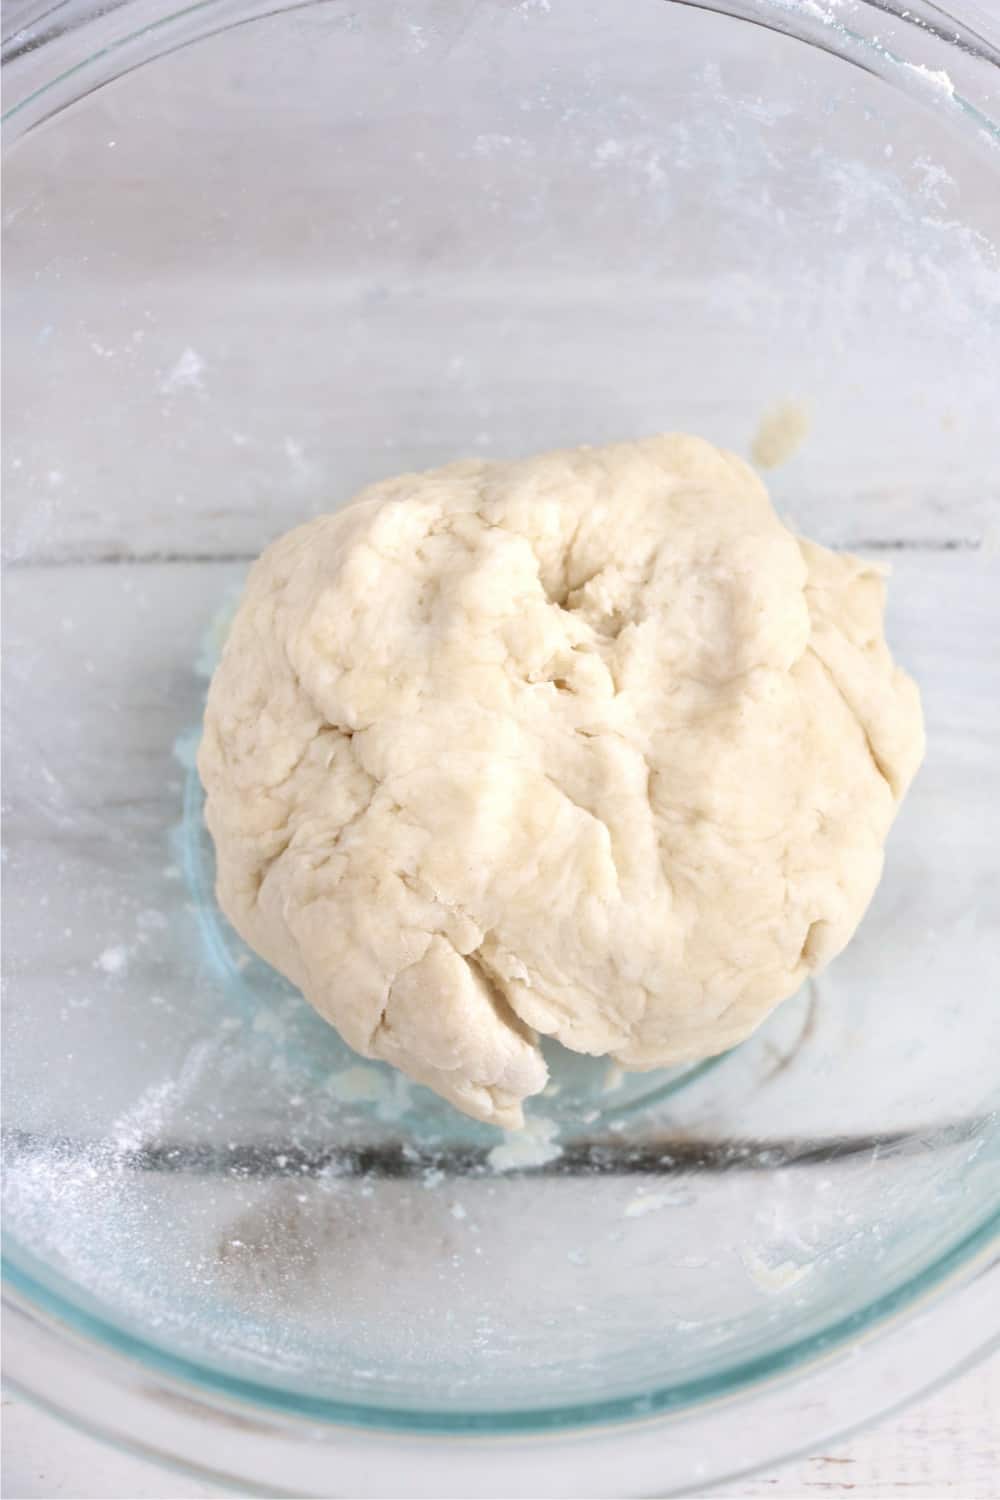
[902, 63, 956, 100]
[624, 1189, 690, 1218]
[96, 945, 129, 976]
[160, 347, 206, 396]
[741, 1246, 815, 1293]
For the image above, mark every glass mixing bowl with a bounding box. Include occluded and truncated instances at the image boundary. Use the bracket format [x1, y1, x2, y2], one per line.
[3, 0, 999, 1493]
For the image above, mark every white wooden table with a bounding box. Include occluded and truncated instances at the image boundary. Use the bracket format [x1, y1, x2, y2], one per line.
[4, 1356, 998, 1498]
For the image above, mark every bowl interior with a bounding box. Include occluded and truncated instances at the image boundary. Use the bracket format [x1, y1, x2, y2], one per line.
[3, 0, 1000, 1432]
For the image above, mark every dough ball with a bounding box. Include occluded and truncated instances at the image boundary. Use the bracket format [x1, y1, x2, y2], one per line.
[199, 434, 924, 1127]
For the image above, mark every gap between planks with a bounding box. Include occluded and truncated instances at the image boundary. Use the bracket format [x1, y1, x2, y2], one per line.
[3, 538, 984, 569]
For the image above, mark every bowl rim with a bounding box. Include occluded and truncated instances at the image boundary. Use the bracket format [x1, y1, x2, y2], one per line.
[4, 1254, 998, 1498]
[2, 0, 999, 143]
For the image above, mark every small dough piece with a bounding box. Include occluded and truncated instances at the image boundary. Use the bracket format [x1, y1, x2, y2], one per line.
[751, 400, 811, 469]
[199, 434, 924, 1127]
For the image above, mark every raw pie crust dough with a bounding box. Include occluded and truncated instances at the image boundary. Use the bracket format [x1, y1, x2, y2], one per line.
[199, 435, 924, 1127]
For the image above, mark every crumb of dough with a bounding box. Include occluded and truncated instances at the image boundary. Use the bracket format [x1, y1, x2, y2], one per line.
[751, 400, 811, 469]
[487, 1116, 563, 1172]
